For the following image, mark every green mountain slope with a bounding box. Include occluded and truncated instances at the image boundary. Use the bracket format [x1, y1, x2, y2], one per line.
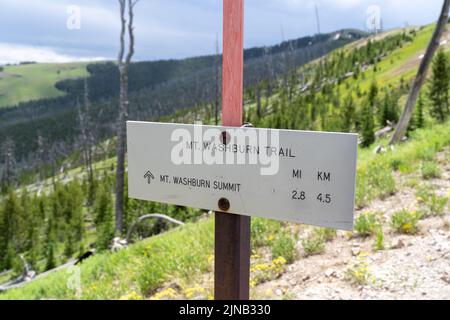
[0, 62, 88, 108]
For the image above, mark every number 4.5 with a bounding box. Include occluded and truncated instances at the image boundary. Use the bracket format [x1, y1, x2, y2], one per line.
[317, 193, 331, 204]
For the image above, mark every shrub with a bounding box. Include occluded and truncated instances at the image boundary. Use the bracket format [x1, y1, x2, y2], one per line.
[270, 233, 296, 264]
[425, 194, 448, 216]
[416, 184, 435, 203]
[367, 162, 397, 199]
[391, 210, 421, 234]
[416, 185, 448, 216]
[314, 227, 337, 242]
[251, 218, 281, 248]
[302, 231, 325, 256]
[405, 177, 419, 188]
[345, 253, 375, 286]
[417, 147, 436, 161]
[421, 161, 441, 180]
[373, 227, 385, 251]
[354, 212, 381, 237]
[390, 158, 403, 171]
[250, 257, 286, 286]
[356, 161, 396, 207]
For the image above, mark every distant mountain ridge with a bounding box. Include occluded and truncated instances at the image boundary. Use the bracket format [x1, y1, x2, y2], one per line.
[0, 28, 367, 167]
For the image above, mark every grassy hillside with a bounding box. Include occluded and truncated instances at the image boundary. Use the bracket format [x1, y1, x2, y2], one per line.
[1, 120, 449, 300]
[165, 24, 449, 131]
[0, 62, 88, 108]
[359, 25, 449, 88]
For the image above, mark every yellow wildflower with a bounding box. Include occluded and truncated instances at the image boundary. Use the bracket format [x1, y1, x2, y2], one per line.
[151, 288, 177, 300]
[184, 286, 206, 300]
[265, 289, 273, 296]
[272, 256, 287, 267]
[119, 291, 143, 300]
[402, 223, 412, 234]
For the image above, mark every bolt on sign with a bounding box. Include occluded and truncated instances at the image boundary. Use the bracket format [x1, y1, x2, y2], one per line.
[127, 122, 357, 230]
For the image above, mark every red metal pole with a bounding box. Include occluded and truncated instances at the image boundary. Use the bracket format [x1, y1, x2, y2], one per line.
[222, 0, 244, 126]
[214, 0, 251, 300]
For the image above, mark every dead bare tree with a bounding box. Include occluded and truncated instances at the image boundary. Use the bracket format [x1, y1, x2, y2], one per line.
[255, 83, 262, 118]
[115, 0, 139, 234]
[77, 79, 95, 199]
[1, 138, 16, 190]
[36, 132, 48, 181]
[264, 46, 274, 107]
[389, 0, 449, 145]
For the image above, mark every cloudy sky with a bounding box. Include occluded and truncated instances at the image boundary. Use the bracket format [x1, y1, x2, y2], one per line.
[0, 0, 446, 64]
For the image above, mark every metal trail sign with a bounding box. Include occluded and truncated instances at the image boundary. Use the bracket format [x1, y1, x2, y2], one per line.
[127, 122, 358, 230]
[127, 0, 357, 300]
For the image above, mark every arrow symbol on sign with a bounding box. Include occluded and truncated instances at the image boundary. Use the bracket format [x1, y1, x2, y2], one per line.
[144, 171, 155, 184]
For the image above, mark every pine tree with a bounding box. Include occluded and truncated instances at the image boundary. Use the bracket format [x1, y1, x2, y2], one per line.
[429, 49, 449, 122]
[19, 190, 32, 252]
[54, 180, 84, 257]
[5, 243, 16, 271]
[68, 180, 84, 244]
[45, 241, 56, 270]
[361, 102, 375, 147]
[380, 93, 390, 126]
[360, 82, 378, 147]
[0, 190, 22, 268]
[44, 208, 57, 270]
[341, 94, 355, 132]
[0, 199, 6, 269]
[64, 233, 75, 259]
[94, 183, 114, 251]
[416, 94, 425, 128]
[380, 91, 399, 126]
[409, 94, 425, 132]
[368, 81, 378, 108]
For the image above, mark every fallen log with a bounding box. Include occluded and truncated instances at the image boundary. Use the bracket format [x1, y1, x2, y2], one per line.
[0, 259, 77, 292]
[125, 214, 185, 244]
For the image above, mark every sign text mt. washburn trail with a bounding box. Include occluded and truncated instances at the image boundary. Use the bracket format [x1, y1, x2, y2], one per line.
[127, 122, 358, 230]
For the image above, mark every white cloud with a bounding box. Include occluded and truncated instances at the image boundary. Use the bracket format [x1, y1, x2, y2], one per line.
[0, 43, 106, 65]
[0, 0, 444, 61]
[280, 0, 366, 10]
[327, 0, 367, 9]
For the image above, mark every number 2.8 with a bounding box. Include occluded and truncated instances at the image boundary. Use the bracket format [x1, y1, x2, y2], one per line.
[292, 191, 332, 204]
[291, 190, 306, 200]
